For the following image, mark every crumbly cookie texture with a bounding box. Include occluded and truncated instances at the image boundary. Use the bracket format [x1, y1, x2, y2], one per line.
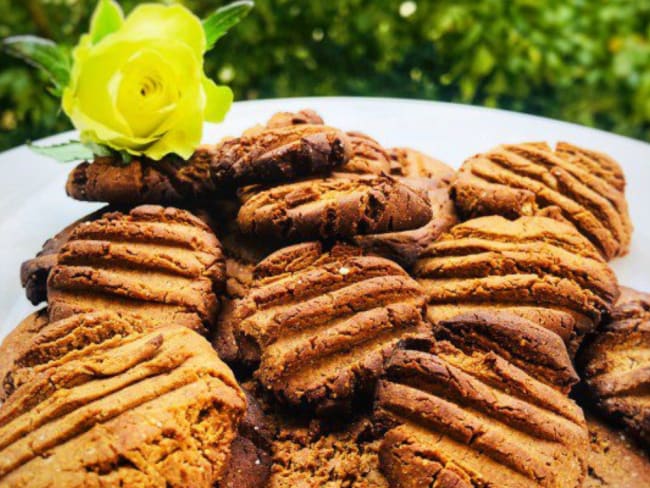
[583, 411, 650, 488]
[237, 174, 433, 242]
[452, 141, 632, 260]
[46, 205, 225, 333]
[231, 241, 430, 414]
[0, 322, 245, 488]
[375, 339, 589, 488]
[579, 286, 650, 446]
[269, 417, 388, 488]
[0, 309, 48, 401]
[66, 123, 351, 205]
[353, 147, 458, 267]
[414, 215, 619, 354]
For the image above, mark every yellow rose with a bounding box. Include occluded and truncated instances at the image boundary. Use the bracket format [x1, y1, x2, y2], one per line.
[62, 1, 233, 160]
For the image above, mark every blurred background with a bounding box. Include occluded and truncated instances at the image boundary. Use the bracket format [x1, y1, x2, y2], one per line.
[2, 0, 650, 151]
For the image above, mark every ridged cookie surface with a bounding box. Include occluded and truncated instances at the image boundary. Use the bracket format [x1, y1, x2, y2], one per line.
[237, 174, 432, 242]
[375, 340, 589, 488]
[20, 206, 110, 305]
[433, 311, 578, 392]
[453, 142, 632, 259]
[47, 205, 225, 332]
[66, 123, 350, 205]
[579, 287, 650, 446]
[0, 322, 245, 488]
[414, 215, 619, 352]
[232, 242, 429, 413]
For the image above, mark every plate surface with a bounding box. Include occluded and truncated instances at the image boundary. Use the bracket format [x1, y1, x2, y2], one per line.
[1, 96, 649, 341]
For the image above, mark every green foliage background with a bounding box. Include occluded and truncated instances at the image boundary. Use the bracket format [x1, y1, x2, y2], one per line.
[2, 0, 650, 151]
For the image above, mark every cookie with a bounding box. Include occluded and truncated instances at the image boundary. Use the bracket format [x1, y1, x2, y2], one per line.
[0, 322, 246, 487]
[453, 141, 632, 260]
[66, 124, 351, 205]
[266, 109, 324, 129]
[414, 215, 619, 352]
[583, 411, 650, 488]
[389, 146, 456, 181]
[20, 206, 110, 305]
[578, 287, 650, 446]
[0, 309, 48, 401]
[269, 417, 388, 488]
[231, 241, 429, 414]
[434, 310, 578, 392]
[353, 148, 458, 267]
[340, 132, 392, 175]
[46, 205, 225, 333]
[375, 340, 589, 488]
[237, 174, 433, 242]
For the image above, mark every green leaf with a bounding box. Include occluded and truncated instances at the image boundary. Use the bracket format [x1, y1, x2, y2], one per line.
[3, 36, 71, 96]
[28, 140, 95, 163]
[203, 0, 254, 50]
[89, 0, 124, 44]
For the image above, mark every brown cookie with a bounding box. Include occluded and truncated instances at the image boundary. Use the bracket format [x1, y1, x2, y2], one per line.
[578, 287, 650, 446]
[434, 310, 578, 392]
[46, 205, 225, 333]
[0, 322, 246, 487]
[231, 241, 429, 414]
[266, 109, 324, 129]
[241, 109, 325, 137]
[375, 340, 589, 488]
[453, 141, 632, 260]
[340, 132, 392, 175]
[0, 311, 156, 397]
[67, 123, 351, 205]
[20, 206, 111, 305]
[237, 174, 432, 242]
[414, 215, 619, 353]
[583, 411, 650, 488]
[0, 309, 48, 401]
[389, 146, 456, 182]
[269, 417, 388, 488]
[353, 148, 458, 267]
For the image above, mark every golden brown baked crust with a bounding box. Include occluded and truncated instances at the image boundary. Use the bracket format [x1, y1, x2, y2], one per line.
[340, 132, 392, 175]
[452, 141, 632, 260]
[414, 215, 619, 354]
[231, 241, 429, 414]
[579, 286, 650, 446]
[0, 321, 245, 487]
[46, 205, 225, 333]
[20, 206, 111, 305]
[434, 311, 578, 393]
[237, 174, 433, 242]
[375, 340, 589, 488]
[0, 309, 49, 401]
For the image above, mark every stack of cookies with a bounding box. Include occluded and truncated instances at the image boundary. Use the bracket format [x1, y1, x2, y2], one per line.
[1, 109, 648, 487]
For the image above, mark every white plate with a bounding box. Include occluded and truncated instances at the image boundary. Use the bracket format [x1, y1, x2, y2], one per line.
[1, 96, 649, 341]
